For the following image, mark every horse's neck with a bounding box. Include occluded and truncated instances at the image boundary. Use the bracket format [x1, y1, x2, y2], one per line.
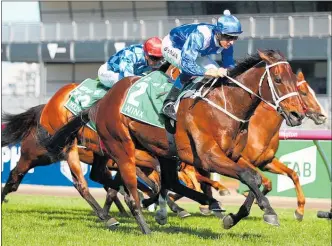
[208, 66, 265, 121]
[255, 102, 284, 135]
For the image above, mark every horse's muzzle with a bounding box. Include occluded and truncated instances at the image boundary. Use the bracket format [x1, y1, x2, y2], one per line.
[306, 111, 327, 125]
[284, 110, 305, 126]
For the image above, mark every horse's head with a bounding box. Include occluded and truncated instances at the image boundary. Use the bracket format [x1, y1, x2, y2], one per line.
[257, 49, 305, 126]
[296, 70, 327, 125]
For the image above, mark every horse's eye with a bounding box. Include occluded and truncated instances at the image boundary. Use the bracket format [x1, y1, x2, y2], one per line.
[299, 90, 307, 96]
[275, 76, 282, 83]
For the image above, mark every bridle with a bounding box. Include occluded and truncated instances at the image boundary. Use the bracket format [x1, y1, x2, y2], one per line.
[195, 61, 300, 123]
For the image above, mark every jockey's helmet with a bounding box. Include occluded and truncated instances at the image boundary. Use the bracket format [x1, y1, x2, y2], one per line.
[216, 10, 243, 36]
[143, 37, 163, 59]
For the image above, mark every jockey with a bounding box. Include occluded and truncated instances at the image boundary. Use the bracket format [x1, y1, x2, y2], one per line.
[161, 10, 242, 120]
[98, 37, 164, 88]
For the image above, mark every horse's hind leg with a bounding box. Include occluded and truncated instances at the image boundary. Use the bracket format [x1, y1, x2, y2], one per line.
[1, 136, 48, 203]
[103, 186, 128, 216]
[102, 136, 151, 234]
[102, 171, 128, 216]
[262, 157, 305, 221]
[2, 155, 37, 203]
[66, 141, 116, 225]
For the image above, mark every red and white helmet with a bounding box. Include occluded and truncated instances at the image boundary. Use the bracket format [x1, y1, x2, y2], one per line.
[143, 37, 163, 57]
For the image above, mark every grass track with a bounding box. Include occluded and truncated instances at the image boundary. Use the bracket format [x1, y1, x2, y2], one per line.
[2, 194, 331, 246]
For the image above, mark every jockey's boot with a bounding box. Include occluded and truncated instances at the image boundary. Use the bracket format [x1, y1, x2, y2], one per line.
[161, 85, 182, 121]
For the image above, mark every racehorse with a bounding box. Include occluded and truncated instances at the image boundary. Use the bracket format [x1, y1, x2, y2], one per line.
[1, 104, 225, 220]
[227, 70, 327, 225]
[47, 50, 306, 234]
[103, 70, 326, 223]
[1, 64, 226, 224]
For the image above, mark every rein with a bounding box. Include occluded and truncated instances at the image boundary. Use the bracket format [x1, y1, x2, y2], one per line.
[296, 80, 308, 113]
[194, 61, 299, 123]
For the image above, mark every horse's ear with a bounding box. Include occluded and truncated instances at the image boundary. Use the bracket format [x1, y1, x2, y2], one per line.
[296, 69, 305, 81]
[257, 49, 270, 62]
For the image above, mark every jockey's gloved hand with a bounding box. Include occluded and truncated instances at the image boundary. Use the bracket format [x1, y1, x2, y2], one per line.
[217, 67, 228, 78]
[204, 68, 219, 78]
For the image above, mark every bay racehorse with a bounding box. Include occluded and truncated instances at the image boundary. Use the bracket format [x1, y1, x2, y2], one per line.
[121, 69, 326, 224]
[1, 73, 224, 224]
[47, 50, 306, 234]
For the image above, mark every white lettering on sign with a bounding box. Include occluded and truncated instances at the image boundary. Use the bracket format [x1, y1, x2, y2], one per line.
[47, 43, 67, 59]
[277, 146, 317, 192]
[60, 161, 89, 183]
[1, 146, 34, 173]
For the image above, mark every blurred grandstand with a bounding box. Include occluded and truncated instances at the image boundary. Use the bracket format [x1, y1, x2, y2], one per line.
[2, 1, 331, 130]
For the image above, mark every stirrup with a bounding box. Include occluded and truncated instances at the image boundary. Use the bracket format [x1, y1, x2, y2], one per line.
[162, 102, 177, 121]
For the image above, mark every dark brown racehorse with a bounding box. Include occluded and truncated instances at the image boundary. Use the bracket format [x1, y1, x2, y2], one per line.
[237, 70, 327, 221]
[48, 50, 305, 234]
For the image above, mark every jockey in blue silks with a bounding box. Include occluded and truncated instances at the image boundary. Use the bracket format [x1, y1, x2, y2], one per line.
[161, 10, 243, 120]
[98, 37, 163, 88]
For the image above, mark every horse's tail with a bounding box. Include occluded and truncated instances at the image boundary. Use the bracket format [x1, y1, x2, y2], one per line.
[1, 104, 45, 147]
[45, 110, 90, 154]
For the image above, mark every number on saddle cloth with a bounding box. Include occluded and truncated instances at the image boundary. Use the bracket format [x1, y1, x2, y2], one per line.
[64, 78, 108, 131]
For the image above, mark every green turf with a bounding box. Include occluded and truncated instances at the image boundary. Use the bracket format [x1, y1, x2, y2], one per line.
[2, 194, 331, 246]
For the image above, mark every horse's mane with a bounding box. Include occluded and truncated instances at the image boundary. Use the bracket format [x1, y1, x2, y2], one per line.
[228, 53, 262, 78]
[228, 49, 286, 78]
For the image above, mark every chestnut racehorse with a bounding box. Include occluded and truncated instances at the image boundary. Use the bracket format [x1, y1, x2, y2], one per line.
[228, 70, 327, 225]
[47, 50, 306, 234]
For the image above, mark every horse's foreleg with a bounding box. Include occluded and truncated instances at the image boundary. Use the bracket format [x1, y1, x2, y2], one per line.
[196, 143, 278, 229]
[158, 158, 223, 212]
[166, 193, 191, 218]
[195, 171, 231, 196]
[262, 157, 305, 221]
[182, 166, 202, 192]
[166, 171, 192, 218]
[223, 156, 279, 228]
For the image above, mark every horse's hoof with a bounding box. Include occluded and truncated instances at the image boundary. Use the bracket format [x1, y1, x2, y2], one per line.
[213, 211, 226, 219]
[222, 214, 235, 230]
[177, 210, 191, 218]
[294, 210, 304, 221]
[147, 204, 157, 212]
[199, 206, 212, 216]
[263, 213, 280, 227]
[155, 211, 167, 225]
[142, 227, 152, 235]
[105, 218, 120, 229]
[209, 202, 226, 213]
[155, 216, 167, 225]
[219, 189, 231, 196]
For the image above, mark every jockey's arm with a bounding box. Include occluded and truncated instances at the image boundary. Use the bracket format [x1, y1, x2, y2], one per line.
[118, 50, 137, 79]
[180, 31, 207, 77]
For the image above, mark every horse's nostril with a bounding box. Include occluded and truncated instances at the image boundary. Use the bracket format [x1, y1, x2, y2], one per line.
[290, 111, 304, 120]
